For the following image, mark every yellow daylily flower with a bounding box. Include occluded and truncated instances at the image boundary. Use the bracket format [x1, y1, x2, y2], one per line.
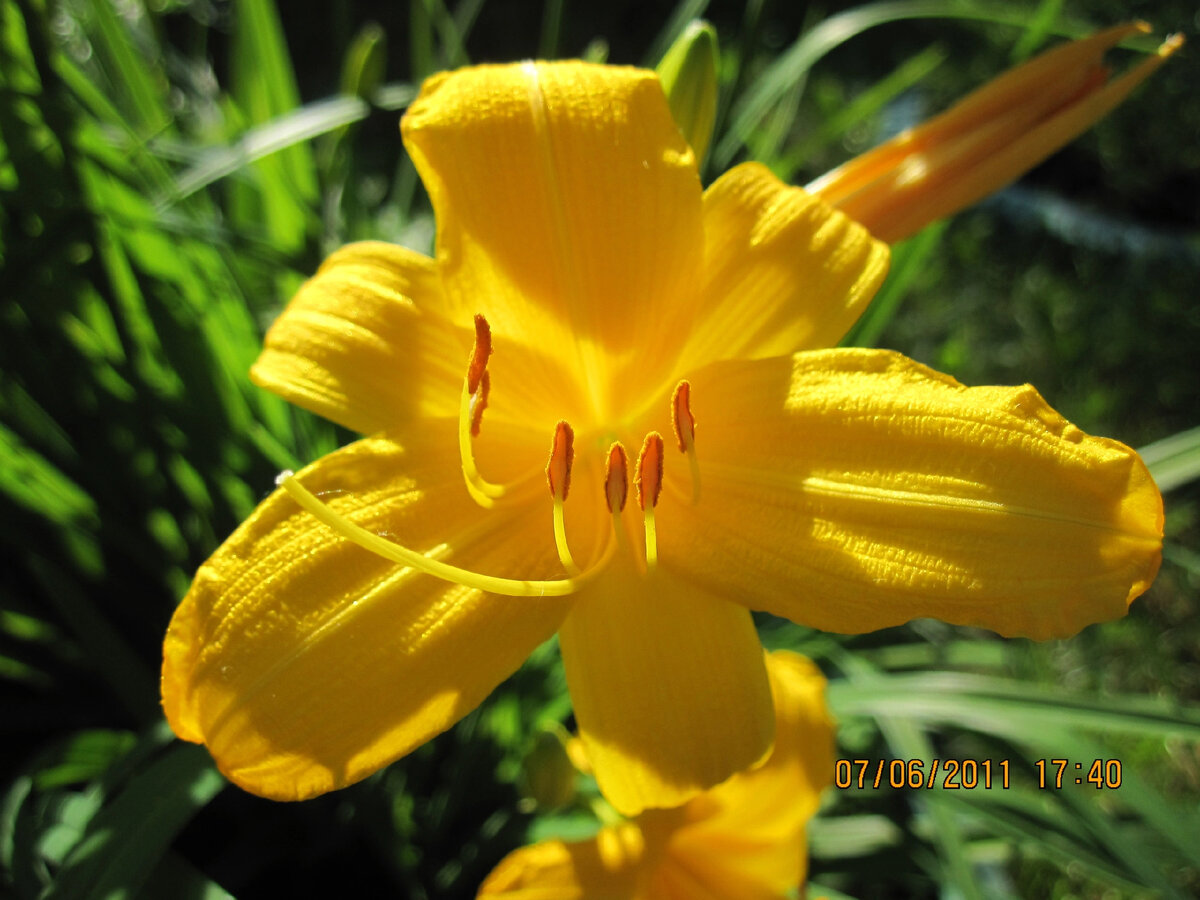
[478, 651, 833, 899]
[161, 61, 1162, 815]
[808, 22, 1183, 243]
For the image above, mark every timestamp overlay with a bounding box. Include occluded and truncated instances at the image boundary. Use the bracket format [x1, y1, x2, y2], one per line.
[835, 758, 1124, 791]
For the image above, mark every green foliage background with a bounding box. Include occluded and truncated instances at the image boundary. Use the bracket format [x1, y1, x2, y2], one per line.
[1, 0, 1198, 897]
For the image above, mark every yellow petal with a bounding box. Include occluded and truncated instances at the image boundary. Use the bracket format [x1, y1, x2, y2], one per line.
[162, 424, 572, 800]
[679, 162, 889, 369]
[644, 652, 833, 896]
[402, 62, 704, 401]
[658, 350, 1163, 640]
[558, 563, 775, 816]
[810, 24, 1183, 243]
[477, 823, 649, 899]
[250, 241, 465, 434]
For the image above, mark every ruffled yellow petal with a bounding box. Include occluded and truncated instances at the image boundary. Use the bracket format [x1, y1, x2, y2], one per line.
[557, 562, 775, 816]
[162, 424, 572, 800]
[477, 823, 649, 899]
[658, 350, 1162, 640]
[402, 61, 704, 410]
[646, 652, 832, 896]
[677, 162, 889, 368]
[250, 241, 466, 434]
[809, 23, 1183, 243]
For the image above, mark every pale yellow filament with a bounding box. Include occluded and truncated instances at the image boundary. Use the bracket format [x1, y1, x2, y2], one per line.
[643, 506, 658, 571]
[635, 432, 664, 574]
[552, 499, 580, 575]
[685, 447, 701, 504]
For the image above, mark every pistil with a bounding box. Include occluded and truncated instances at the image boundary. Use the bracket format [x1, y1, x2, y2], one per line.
[276, 470, 612, 596]
[457, 314, 533, 507]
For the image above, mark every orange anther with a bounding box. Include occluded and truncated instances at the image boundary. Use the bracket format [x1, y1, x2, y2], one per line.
[469, 371, 490, 437]
[466, 314, 492, 395]
[671, 380, 695, 452]
[635, 433, 664, 511]
[605, 443, 628, 513]
[546, 421, 574, 501]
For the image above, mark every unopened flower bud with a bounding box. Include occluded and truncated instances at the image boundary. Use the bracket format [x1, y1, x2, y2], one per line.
[656, 20, 719, 164]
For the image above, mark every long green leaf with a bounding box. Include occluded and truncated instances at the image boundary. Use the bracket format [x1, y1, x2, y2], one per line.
[843, 221, 947, 348]
[829, 673, 1200, 740]
[168, 95, 370, 203]
[774, 42, 947, 179]
[230, 0, 318, 252]
[46, 742, 225, 900]
[1138, 425, 1200, 492]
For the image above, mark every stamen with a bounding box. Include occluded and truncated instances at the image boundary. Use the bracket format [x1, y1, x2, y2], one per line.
[635, 433, 664, 571]
[470, 371, 490, 438]
[466, 314, 492, 396]
[671, 380, 701, 503]
[636, 432, 664, 510]
[547, 421, 579, 575]
[671, 381, 694, 452]
[603, 442, 630, 555]
[546, 420, 574, 502]
[605, 443, 628, 513]
[276, 470, 613, 596]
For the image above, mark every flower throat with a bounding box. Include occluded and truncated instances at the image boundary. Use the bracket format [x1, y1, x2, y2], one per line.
[276, 314, 700, 593]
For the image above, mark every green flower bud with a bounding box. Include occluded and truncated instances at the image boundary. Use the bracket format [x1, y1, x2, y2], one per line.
[341, 22, 387, 101]
[520, 726, 577, 809]
[655, 20, 719, 165]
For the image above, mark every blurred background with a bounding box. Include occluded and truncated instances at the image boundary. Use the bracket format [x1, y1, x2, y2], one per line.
[1, 0, 1198, 897]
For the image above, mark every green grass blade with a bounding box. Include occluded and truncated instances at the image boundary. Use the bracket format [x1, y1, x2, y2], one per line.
[168, 95, 370, 203]
[713, 0, 1118, 168]
[426, 0, 471, 69]
[642, 0, 710, 68]
[45, 742, 224, 900]
[27, 556, 157, 722]
[1059, 735, 1200, 871]
[1008, 0, 1064, 61]
[32, 731, 138, 791]
[836, 653, 985, 898]
[230, 0, 318, 252]
[410, 0, 435, 81]
[454, 0, 489, 49]
[774, 42, 947, 179]
[539, 0, 565, 59]
[828, 672, 1200, 741]
[83, 0, 171, 134]
[0, 423, 97, 529]
[842, 221, 947, 348]
[140, 851, 237, 899]
[1138, 425, 1200, 492]
[747, 76, 805, 166]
